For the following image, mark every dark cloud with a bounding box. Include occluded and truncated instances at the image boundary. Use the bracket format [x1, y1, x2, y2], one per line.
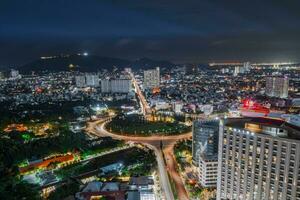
[0, 0, 300, 65]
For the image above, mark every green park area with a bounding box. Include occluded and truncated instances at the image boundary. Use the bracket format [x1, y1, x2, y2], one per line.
[174, 140, 216, 199]
[174, 140, 193, 170]
[106, 114, 191, 136]
[55, 147, 156, 179]
[0, 121, 126, 199]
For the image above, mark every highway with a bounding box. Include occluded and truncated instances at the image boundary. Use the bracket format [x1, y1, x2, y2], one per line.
[129, 72, 151, 117]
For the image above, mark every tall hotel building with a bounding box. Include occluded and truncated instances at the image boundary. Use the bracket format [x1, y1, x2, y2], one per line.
[217, 117, 300, 200]
[143, 67, 160, 89]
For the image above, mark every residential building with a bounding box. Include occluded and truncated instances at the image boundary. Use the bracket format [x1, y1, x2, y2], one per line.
[128, 176, 154, 191]
[101, 79, 111, 93]
[265, 76, 289, 98]
[10, 69, 20, 79]
[127, 176, 156, 200]
[75, 75, 86, 88]
[75, 74, 99, 87]
[101, 79, 131, 93]
[85, 74, 99, 87]
[111, 79, 131, 93]
[143, 67, 160, 89]
[172, 101, 183, 114]
[217, 117, 300, 200]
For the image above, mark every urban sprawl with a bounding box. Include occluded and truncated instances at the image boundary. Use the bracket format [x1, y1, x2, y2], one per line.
[1, 61, 300, 200]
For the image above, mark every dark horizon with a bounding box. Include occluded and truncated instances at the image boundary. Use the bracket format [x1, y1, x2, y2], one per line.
[1, 0, 300, 66]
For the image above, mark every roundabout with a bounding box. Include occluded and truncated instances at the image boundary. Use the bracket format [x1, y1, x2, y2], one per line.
[87, 118, 192, 200]
[94, 119, 192, 144]
[104, 114, 191, 137]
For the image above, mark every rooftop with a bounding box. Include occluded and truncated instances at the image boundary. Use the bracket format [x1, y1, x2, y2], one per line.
[129, 176, 154, 186]
[225, 117, 300, 140]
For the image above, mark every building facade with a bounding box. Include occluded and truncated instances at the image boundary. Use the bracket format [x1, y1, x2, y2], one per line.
[198, 154, 219, 187]
[265, 76, 289, 98]
[10, 69, 20, 79]
[75, 74, 99, 87]
[101, 79, 131, 93]
[217, 118, 300, 200]
[75, 75, 86, 87]
[143, 67, 160, 89]
[192, 120, 220, 187]
[192, 120, 220, 165]
[85, 74, 99, 87]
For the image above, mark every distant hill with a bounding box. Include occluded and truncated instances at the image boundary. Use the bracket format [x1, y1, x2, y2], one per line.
[19, 54, 131, 73]
[132, 57, 177, 70]
[18, 54, 177, 73]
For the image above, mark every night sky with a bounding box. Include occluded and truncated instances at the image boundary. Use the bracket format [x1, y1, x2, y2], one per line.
[1, 0, 300, 65]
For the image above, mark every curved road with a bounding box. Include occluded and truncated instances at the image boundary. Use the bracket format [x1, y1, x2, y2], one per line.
[87, 120, 191, 200]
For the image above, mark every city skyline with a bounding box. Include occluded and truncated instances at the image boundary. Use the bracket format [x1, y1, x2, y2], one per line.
[1, 1, 300, 200]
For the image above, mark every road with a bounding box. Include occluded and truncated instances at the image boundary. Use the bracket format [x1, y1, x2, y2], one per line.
[85, 72, 190, 200]
[129, 72, 151, 117]
[164, 144, 189, 200]
[87, 120, 191, 200]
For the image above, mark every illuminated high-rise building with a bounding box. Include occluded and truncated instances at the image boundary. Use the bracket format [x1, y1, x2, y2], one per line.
[85, 74, 99, 87]
[217, 117, 300, 200]
[192, 120, 220, 187]
[75, 74, 99, 87]
[75, 75, 86, 87]
[143, 67, 160, 89]
[265, 76, 289, 98]
[101, 79, 131, 93]
[10, 69, 20, 79]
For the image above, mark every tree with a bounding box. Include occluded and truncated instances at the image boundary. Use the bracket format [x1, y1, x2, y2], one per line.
[0, 180, 41, 200]
[48, 181, 79, 200]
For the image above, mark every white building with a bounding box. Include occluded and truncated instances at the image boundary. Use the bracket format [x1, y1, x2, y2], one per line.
[101, 79, 131, 93]
[156, 103, 170, 110]
[75, 74, 99, 87]
[200, 104, 214, 116]
[217, 117, 300, 200]
[265, 76, 289, 98]
[75, 75, 86, 87]
[172, 101, 183, 114]
[243, 62, 251, 71]
[198, 155, 218, 187]
[111, 79, 131, 93]
[143, 67, 160, 89]
[101, 79, 111, 93]
[233, 66, 245, 76]
[10, 69, 20, 79]
[140, 191, 156, 200]
[85, 74, 99, 87]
